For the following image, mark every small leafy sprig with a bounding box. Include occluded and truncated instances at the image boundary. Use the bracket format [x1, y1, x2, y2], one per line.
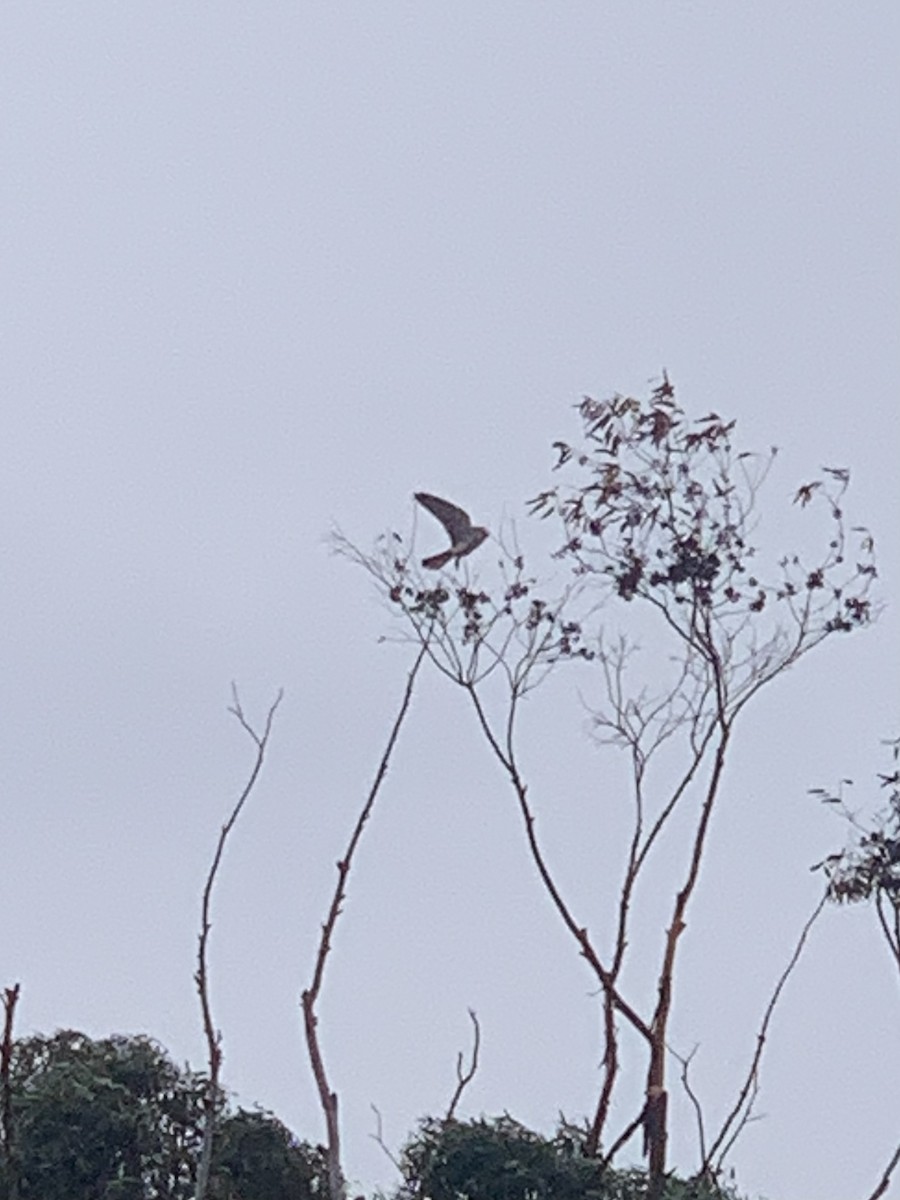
[812, 738, 900, 907]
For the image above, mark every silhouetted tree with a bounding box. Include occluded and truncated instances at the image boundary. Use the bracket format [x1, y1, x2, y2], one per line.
[302, 646, 429, 1200]
[812, 736, 900, 1199]
[343, 377, 876, 1195]
[194, 687, 283, 1200]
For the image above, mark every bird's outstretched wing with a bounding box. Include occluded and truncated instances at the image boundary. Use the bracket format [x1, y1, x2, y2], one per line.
[414, 492, 473, 541]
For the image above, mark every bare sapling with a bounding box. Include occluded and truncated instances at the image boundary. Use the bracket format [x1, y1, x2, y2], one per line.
[194, 686, 283, 1200]
[302, 644, 428, 1200]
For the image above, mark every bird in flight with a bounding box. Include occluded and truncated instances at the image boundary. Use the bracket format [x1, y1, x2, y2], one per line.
[415, 493, 489, 570]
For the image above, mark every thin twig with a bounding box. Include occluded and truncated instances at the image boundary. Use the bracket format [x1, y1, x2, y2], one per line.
[195, 687, 284, 1200]
[705, 891, 828, 1172]
[369, 1105, 402, 1172]
[867, 1140, 900, 1200]
[672, 1043, 707, 1166]
[445, 1009, 481, 1121]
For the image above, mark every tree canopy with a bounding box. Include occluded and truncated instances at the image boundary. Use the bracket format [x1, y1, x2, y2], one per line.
[0, 1030, 747, 1200]
[0, 1030, 326, 1200]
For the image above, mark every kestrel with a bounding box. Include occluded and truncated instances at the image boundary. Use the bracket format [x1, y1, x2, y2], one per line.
[415, 493, 489, 570]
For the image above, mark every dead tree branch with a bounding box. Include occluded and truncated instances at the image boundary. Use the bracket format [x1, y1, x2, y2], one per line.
[673, 1044, 707, 1168]
[445, 1008, 481, 1121]
[867, 1141, 900, 1200]
[705, 891, 828, 1174]
[302, 644, 428, 1200]
[464, 677, 653, 1047]
[600, 1104, 646, 1167]
[369, 1105, 402, 1172]
[194, 686, 283, 1200]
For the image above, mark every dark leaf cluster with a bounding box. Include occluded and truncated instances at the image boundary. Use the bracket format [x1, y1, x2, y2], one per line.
[529, 379, 875, 648]
[814, 739, 900, 907]
[379, 546, 591, 685]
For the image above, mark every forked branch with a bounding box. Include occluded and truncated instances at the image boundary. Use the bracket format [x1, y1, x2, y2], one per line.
[445, 1008, 481, 1121]
[465, 680, 652, 1045]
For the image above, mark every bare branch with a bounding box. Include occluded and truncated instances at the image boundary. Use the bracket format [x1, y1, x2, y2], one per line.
[585, 991, 618, 1155]
[445, 1009, 481, 1122]
[644, 725, 731, 1193]
[369, 1104, 402, 1172]
[195, 687, 284, 1200]
[867, 1140, 900, 1200]
[600, 1104, 646, 1167]
[671, 1043, 707, 1166]
[464, 680, 652, 1045]
[705, 891, 828, 1172]
[302, 645, 428, 1200]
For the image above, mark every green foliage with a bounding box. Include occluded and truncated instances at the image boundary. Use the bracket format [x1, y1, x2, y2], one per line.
[8, 1030, 202, 1200]
[0, 1032, 755, 1199]
[815, 737, 900, 907]
[393, 1115, 742, 1200]
[209, 1108, 328, 1200]
[0, 1031, 325, 1200]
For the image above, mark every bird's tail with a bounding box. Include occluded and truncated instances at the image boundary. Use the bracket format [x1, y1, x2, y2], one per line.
[422, 550, 454, 570]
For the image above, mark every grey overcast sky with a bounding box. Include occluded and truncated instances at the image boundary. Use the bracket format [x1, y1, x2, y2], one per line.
[2, 5, 898, 1198]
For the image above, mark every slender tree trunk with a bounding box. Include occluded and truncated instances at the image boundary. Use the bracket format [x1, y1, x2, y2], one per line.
[196, 1113, 215, 1200]
[302, 648, 426, 1200]
[1, 985, 20, 1200]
